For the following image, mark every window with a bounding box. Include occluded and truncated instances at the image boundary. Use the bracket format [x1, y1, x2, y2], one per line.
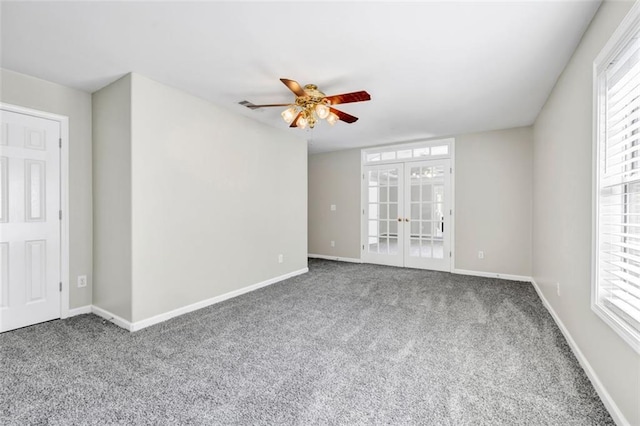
[593, 4, 640, 353]
[363, 139, 452, 165]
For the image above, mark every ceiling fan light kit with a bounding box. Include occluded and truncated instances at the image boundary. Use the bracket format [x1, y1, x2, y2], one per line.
[326, 112, 339, 126]
[281, 106, 297, 124]
[242, 78, 371, 129]
[315, 103, 330, 119]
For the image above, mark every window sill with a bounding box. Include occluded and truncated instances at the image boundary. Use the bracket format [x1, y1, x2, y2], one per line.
[592, 302, 640, 355]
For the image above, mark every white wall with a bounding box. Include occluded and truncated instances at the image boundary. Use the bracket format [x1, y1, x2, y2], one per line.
[532, 1, 640, 424]
[92, 75, 132, 321]
[308, 148, 362, 259]
[0, 68, 93, 309]
[456, 127, 532, 276]
[129, 74, 308, 322]
[308, 127, 533, 277]
[92, 73, 308, 324]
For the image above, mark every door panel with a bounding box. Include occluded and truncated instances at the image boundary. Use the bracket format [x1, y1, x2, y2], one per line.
[404, 160, 451, 271]
[0, 109, 60, 332]
[363, 164, 404, 266]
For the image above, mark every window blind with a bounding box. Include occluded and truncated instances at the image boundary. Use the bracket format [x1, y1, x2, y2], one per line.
[598, 31, 640, 337]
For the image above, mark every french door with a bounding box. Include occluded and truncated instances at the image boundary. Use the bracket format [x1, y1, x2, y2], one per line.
[362, 159, 451, 271]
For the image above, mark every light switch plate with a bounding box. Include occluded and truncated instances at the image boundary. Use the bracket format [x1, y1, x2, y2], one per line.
[77, 275, 87, 288]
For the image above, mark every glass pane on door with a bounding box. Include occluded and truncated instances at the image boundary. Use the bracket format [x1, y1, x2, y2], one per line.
[433, 183, 444, 259]
[366, 166, 401, 259]
[407, 164, 446, 259]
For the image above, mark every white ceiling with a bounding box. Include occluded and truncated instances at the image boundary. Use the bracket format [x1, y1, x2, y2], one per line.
[1, 1, 600, 153]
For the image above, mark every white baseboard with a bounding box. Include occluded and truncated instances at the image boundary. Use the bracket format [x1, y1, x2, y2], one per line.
[452, 268, 531, 282]
[308, 253, 362, 263]
[91, 305, 133, 331]
[67, 305, 92, 317]
[530, 279, 630, 426]
[129, 267, 309, 332]
[87, 268, 308, 332]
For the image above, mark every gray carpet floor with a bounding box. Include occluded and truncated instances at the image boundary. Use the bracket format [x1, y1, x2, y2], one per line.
[1, 259, 613, 425]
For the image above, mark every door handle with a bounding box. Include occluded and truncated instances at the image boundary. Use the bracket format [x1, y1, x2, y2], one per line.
[397, 218, 402, 222]
[405, 218, 410, 222]
[441, 221, 444, 232]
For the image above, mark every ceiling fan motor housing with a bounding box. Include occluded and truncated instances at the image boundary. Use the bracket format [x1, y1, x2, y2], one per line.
[296, 84, 330, 107]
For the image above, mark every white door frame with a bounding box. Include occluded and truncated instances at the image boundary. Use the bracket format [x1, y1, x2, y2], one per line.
[360, 138, 456, 272]
[1, 103, 70, 319]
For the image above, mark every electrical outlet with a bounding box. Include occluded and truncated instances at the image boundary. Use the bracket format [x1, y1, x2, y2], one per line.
[478, 251, 484, 259]
[331, 241, 335, 247]
[556, 282, 561, 296]
[330, 204, 336, 211]
[278, 254, 284, 264]
[77, 275, 87, 288]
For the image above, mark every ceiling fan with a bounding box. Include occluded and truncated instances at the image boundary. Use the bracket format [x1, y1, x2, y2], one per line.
[240, 78, 371, 129]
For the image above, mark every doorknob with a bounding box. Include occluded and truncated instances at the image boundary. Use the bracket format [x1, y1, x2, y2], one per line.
[397, 218, 402, 222]
[405, 218, 410, 222]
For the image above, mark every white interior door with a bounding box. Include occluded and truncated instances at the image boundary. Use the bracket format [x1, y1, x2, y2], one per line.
[362, 163, 404, 267]
[0, 109, 61, 332]
[362, 159, 451, 272]
[404, 159, 451, 271]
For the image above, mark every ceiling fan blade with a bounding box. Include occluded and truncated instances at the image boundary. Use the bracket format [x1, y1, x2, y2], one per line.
[289, 112, 303, 127]
[250, 104, 290, 109]
[280, 78, 307, 97]
[239, 101, 290, 110]
[330, 107, 359, 124]
[324, 91, 371, 105]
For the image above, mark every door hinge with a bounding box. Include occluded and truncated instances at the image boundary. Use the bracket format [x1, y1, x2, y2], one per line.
[59, 282, 62, 292]
[362, 173, 365, 179]
[450, 167, 452, 173]
[59, 138, 62, 148]
[59, 210, 62, 220]
[449, 251, 452, 258]
[362, 244, 365, 250]
[449, 209, 452, 215]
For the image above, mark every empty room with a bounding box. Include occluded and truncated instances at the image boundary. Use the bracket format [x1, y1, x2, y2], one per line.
[1, 1, 639, 424]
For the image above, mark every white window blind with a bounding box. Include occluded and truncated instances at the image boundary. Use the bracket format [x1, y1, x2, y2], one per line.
[595, 19, 640, 352]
